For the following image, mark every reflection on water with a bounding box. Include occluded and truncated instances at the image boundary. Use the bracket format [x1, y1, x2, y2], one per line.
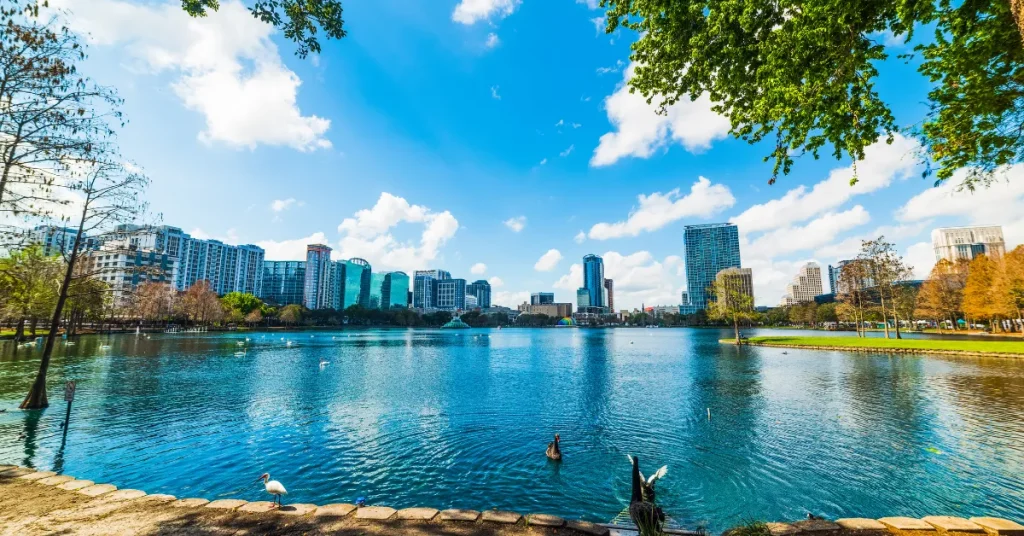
[1, 328, 1023, 530]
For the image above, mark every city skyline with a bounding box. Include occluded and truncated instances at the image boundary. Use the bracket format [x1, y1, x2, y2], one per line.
[30, 0, 1024, 309]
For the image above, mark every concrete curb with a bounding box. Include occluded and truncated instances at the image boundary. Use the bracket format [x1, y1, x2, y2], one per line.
[6, 463, 1023, 536]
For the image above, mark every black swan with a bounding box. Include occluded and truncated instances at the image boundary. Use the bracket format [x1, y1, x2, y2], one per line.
[626, 454, 667, 502]
[546, 434, 562, 461]
[629, 455, 665, 535]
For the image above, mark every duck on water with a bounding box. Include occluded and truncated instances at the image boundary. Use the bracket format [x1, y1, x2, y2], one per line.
[546, 434, 562, 461]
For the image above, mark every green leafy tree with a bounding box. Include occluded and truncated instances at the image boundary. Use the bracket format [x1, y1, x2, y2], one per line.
[220, 292, 264, 316]
[815, 302, 839, 325]
[707, 270, 756, 343]
[0, 245, 61, 341]
[601, 0, 1024, 188]
[181, 0, 345, 58]
[278, 303, 303, 326]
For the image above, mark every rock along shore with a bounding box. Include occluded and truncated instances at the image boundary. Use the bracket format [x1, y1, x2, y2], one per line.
[2, 464, 1022, 536]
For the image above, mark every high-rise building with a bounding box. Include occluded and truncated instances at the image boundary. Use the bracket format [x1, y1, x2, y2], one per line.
[683, 223, 741, 311]
[23, 225, 100, 256]
[827, 264, 843, 295]
[830, 259, 875, 295]
[583, 254, 606, 308]
[413, 269, 451, 309]
[781, 263, 823, 305]
[435, 278, 466, 310]
[83, 246, 178, 306]
[349, 258, 372, 308]
[604, 278, 614, 312]
[467, 279, 492, 308]
[576, 287, 590, 309]
[107, 224, 264, 296]
[715, 267, 755, 309]
[261, 261, 306, 306]
[381, 272, 410, 309]
[531, 292, 554, 305]
[518, 302, 572, 318]
[304, 244, 333, 310]
[932, 226, 1006, 263]
[465, 294, 478, 309]
[337, 259, 368, 309]
[369, 272, 386, 309]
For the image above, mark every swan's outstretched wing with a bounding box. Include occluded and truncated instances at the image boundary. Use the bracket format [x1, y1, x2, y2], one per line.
[626, 454, 646, 482]
[646, 465, 667, 485]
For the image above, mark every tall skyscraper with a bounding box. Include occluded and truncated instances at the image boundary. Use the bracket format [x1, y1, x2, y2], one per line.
[582, 254, 606, 308]
[24, 225, 100, 256]
[932, 226, 1005, 263]
[531, 292, 554, 305]
[261, 261, 306, 306]
[435, 278, 467, 310]
[604, 278, 614, 312]
[349, 258, 372, 308]
[369, 272, 386, 309]
[781, 262, 823, 305]
[381, 272, 410, 309]
[304, 244, 333, 310]
[413, 269, 451, 309]
[683, 223, 741, 311]
[467, 280, 492, 308]
[827, 263, 843, 295]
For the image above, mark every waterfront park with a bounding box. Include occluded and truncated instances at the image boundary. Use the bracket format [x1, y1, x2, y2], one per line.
[3, 0, 1024, 535]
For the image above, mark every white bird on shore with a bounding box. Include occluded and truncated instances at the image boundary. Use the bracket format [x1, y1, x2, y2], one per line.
[256, 473, 287, 507]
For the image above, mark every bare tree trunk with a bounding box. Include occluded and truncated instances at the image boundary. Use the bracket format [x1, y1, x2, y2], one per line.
[14, 317, 25, 343]
[1012, 0, 1024, 47]
[20, 199, 87, 410]
[733, 316, 740, 344]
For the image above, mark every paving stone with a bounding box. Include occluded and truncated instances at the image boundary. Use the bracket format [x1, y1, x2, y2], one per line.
[439, 509, 480, 522]
[0, 467, 31, 477]
[141, 494, 177, 503]
[276, 503, 317, 516]
[315, 503, 357, 518]
[19, 471, 56, 481]
[794, 519, 841, 532]
[239, 501, 278, 513]
[106, 489, 146, 501]
[970, 518, 1024, 536]
[205, 499, 247, 510]
[355, 506, 397, 520]
[566, 520, 611, 536]
[58, 480, 94, 491]
[0, 464, 16, 470]
[38, 475, 75, 486]
[481, 510, 522, 524]
[923, 517, 985, 534]
[766, 522, 801, 536]
[529, 514, 565, 527]
[880, 518, 939, 532]
[396, 507, 439, 520]
[172, 498, 210, 508]
[837, 519, 888, 531]
[78, 484, 117, 497]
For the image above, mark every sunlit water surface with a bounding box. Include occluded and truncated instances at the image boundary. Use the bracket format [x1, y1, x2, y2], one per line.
[1, 328, 1023, 530]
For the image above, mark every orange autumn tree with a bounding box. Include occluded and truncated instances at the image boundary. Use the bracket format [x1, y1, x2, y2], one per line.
[915, 259, 968, 331]
[962, 255, 996, 330]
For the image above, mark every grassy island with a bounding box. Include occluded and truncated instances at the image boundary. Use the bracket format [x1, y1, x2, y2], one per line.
[733, 336, 1024, 356]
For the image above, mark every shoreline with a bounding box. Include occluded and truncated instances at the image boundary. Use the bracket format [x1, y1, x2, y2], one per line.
[727, 336, 1024, 358]
[3, 465, 1022, 536]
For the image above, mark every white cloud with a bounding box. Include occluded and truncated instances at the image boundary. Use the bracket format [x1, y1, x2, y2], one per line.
[504, 216, 526, 232]
[574, 231, 586, 244]
[813, 221, 931, 261]
[746, 206, 871, 260]
[485, 32, 500, 48]
[452, 0, 520, 24]
[539, 158, 548, 166]
[596, 60, 624, 75]
[577, 0, 600, 8]
[555, 119, 565, 127]
[493, 290, 529, 307]
[731, 134, 921, 234]
[534, 249, 563, 272]
[572, 122, 582, 129]
[588, 177, 735, 240]
[904, 241, 935, 280]
[271, 198, 301, 212]
[897, 164, 1024, 248]
[255, 232, 330, 261]
[591, 62, 730, 167]
[335, 193, 459, 274]
[470, 262, 487, 275]
[744, 256, 821, 307]
[56, 0, 331, 151]
[490, 85, 501, 100]
[560, 144, 575, 157]
[487, 276, 504, 287]
[590, 16, 606, 34]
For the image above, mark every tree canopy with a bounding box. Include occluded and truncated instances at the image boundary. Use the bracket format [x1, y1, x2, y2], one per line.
[601, 0, 1024, 188]
[181, 0, 345, 58]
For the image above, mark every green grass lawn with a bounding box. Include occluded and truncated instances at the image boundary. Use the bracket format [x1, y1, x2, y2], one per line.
[745, 336, 1024, 355]
[0, 329, 51, 338]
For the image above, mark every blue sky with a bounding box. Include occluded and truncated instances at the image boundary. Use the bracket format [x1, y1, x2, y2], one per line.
[53, 0, 1024, 308]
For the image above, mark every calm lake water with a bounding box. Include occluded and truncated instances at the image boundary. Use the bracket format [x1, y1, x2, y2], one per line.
[1, 328, 1022, 530]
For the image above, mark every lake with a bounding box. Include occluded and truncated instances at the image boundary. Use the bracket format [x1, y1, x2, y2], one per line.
[1, 328, 1022, 530]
